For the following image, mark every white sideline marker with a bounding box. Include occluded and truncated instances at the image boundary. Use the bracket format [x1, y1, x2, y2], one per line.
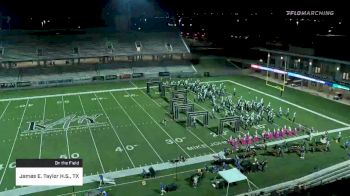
[0, 100, 29, 186]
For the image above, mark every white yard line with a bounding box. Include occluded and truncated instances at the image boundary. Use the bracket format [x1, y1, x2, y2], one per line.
[127, 90, 192, 158]
[247, 179, 260, 189]
[0, 101, 11, 120]
[2, 124, 350, 195]
[0, 99, 29, 185]
[205, 80, 350, 127]
[38, 98, 46, 159]
[180, 35, 191, 53]
[190, 90, 307, 134]
[191, 64, 198, 73]
[109, 92, 164, 162]
[1, 78, 348, 128]
[184, 90, 230, 142]
[187, 128, 217, 153]
[130, 81, 163, 107]
[94, 93, 136, 168]
[129, 81, 138, 88]
[62, 96, 70, 158]
[78, 95, 105, 173]
[188, 97, 229, 141]
[144, 90, 217, 153]
[0, 87, 145, 102]
[141, 90, 162, 107]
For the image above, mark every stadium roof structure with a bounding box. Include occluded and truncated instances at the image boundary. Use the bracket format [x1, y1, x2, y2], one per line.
[0, 29, 190, 62]
[254, 48, 350, 66]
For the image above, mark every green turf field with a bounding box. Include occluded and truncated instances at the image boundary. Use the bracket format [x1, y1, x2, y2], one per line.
[0, 75, 349, 196]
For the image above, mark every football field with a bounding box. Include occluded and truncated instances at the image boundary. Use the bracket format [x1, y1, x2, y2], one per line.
[0, 75, 349, 195]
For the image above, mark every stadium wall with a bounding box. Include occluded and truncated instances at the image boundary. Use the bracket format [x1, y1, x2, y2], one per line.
[0, 69, 200, 91]
[0, 53, 191, 69]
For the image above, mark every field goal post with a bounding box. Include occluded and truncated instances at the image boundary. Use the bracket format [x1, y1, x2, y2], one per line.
[266, 52, 287, 94]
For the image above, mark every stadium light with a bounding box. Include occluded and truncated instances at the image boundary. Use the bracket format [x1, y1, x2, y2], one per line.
[251, 64, 324, 84]
[336, 67, 340, 71]
[280, 56, 284, 60]
[251, 64, 287, 74]
[250, 64, 350, 91]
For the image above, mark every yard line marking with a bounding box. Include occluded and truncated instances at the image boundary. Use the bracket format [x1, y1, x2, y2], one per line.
[127, 90, 191, 158]
[140, 90, 162, 107]
[187, 128, 216, 153]
[130, 81, 138, 88]
[186, 94, 229, 141]
[0, 99, 29, 186]
[94, 93, 136, 167]
[78, 96, 105, 173]
[189, 90, 296, 139]
[3, 124, 350, 195]
[62, 96, 70, 158]
[130, 81, 163, 108]
[169, 89, 230, 143]
[143, 91, 217, 153]
[110, 92, 164, 162]
[0, 101, 11, 121]
[0, 87, 146, 102]
[1, 77, 346, 126]
[180, 34, 191, 53]
[207, 80, 350, 127]
[38, 98, 46, 159]
[191, 64, 198, 73]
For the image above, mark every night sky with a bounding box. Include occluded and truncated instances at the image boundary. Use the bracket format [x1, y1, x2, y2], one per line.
[0, 0, 346, 17]
[0, 0, 348, 60]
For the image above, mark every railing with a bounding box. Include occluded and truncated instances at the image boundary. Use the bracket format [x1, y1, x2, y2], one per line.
[238, 160, 350, 196]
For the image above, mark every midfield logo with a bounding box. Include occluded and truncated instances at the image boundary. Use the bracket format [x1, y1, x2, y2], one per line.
[24, 114, 104, 134]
